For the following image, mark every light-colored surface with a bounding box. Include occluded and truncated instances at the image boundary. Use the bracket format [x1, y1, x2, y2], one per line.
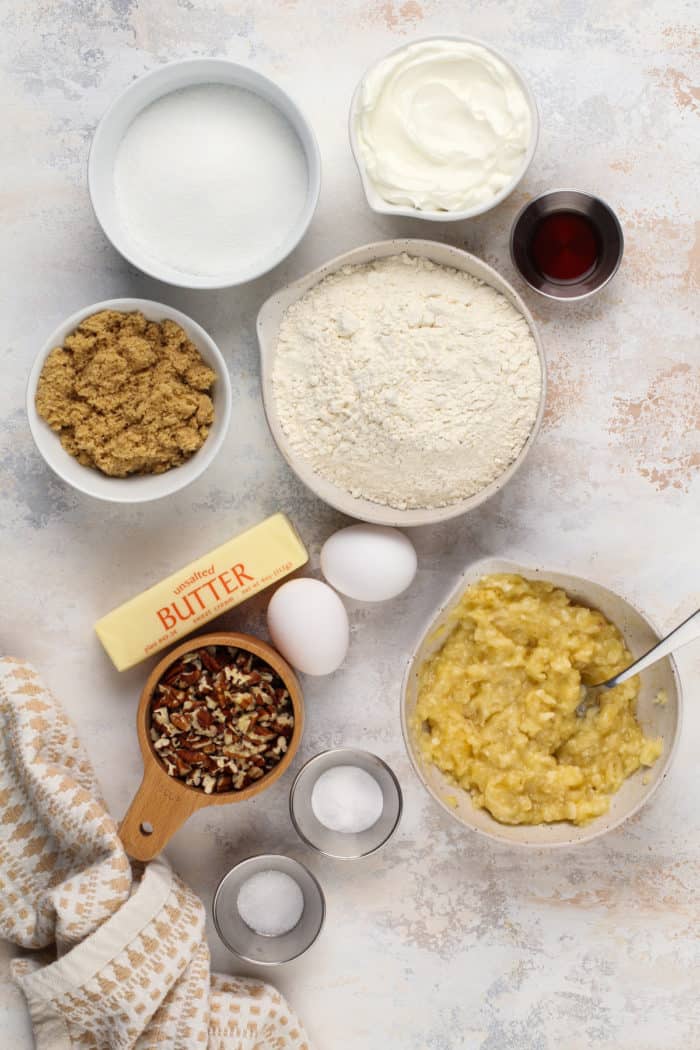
[402, 558, 681, 847]
[259, 239, 546, 525]
[1, 1, 699, 1048]
[26, 297, 232, 502]
[89, 58, 321, 288]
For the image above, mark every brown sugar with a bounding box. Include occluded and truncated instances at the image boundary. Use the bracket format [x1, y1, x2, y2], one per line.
[35, 310, 217, 477]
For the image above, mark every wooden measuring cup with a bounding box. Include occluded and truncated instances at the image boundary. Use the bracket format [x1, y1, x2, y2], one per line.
[119, 632, 304, 861]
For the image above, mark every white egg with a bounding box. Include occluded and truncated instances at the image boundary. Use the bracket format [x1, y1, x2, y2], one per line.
[320, 524, 417, 602]
[267, 578, 349, 676]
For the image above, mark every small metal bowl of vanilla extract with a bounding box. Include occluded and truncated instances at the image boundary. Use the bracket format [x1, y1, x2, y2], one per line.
[510, 189, 624, 302]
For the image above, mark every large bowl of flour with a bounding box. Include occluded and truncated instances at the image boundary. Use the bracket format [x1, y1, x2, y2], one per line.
[258, 240, 546, 526]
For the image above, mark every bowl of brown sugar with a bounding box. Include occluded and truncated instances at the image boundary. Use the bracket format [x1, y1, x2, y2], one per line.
[27, 298, 232, 502]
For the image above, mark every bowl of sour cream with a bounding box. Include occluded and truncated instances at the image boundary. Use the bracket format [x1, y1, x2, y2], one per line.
[349, 37, 539, 221]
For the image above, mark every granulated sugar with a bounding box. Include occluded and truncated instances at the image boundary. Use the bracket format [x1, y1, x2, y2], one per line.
[114, 83, 309, 277]
[311, 765, 384, 834]
[236, 869, 305, 937]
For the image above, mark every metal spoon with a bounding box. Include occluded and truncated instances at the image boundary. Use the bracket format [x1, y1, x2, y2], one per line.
[576, 606, 700, 717]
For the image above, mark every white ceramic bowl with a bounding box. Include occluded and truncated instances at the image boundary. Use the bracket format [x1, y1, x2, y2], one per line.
[27, 298, 232, 503]
[401, 558, 682, 848]
[349, 36, 539, 222]
[258, 239, 546, 527]
[88, 59, 321, 289]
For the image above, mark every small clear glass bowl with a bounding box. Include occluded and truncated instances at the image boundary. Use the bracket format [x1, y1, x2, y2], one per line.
[213, 854, 325, 965]
[289, 748, 403, 859]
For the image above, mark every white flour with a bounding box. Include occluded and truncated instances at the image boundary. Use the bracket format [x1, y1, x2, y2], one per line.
[114, 84, 308, 277]
[272, 254, 542, 510]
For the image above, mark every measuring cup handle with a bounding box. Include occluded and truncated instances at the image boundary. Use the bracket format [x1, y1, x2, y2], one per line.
[119, 763, 200, 862]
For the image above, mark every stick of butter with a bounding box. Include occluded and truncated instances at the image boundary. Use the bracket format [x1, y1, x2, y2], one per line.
[95, 513, 308, 671]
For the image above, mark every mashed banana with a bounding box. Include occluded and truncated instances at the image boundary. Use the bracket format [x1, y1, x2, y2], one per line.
[414, 574, 662, 825]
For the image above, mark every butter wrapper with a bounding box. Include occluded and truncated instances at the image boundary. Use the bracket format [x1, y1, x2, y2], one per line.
[95, 513, 308, 671]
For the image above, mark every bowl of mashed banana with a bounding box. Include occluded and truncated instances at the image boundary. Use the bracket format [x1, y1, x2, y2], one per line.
[401, 559, 681, 847]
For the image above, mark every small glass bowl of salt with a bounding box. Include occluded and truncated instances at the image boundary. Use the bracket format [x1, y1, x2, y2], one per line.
[213, 854, 325, 964]
[290, 748, 403, 858]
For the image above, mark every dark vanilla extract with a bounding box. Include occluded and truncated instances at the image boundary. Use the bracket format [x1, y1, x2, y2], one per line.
[529, 210, 600, 283]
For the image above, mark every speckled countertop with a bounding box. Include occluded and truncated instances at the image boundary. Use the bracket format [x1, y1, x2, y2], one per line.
[1, 2, 699, 1047]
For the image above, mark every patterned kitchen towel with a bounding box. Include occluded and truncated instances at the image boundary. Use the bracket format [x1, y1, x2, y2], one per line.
[0, 657, 312, 1050]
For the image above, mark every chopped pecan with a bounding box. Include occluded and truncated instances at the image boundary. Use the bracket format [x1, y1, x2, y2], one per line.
[174, 754, 192, 777]
[162, 666, 183, 685]
[199, 648, 223, 673]
[157, 685, 183, 709]
[193, 706, 212, 730]
[170, 712, 191, 732]
[149, 645, 295, 794]
[177, 748, 203, 764]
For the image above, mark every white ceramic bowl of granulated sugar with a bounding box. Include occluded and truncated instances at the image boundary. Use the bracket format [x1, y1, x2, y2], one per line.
[88, 59, 321, 289]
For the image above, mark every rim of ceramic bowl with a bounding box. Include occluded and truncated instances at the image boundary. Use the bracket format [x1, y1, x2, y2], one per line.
[257, 238, 547, 527]
[88, 58, 322, 289]
[400, 557, 684, 848]
[348, 35, 540, 222]
[26, 297, 232, 503]
[509, 188, 625, 302]
[212, 853, 326, 964]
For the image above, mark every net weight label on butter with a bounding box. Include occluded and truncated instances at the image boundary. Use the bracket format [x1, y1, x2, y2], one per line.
[95, 515, 307, 671]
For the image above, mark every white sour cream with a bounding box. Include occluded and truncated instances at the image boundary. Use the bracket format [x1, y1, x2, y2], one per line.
[354, 39, 533, 213]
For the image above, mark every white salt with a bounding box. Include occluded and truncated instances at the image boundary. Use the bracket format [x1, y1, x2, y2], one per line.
[237, 869, 304, 937]
[311, 765, 384, 834]
[114, 83, 309, 277]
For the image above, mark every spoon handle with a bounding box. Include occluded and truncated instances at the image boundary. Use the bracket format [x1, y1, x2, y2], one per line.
[609, 606, 700, 688]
